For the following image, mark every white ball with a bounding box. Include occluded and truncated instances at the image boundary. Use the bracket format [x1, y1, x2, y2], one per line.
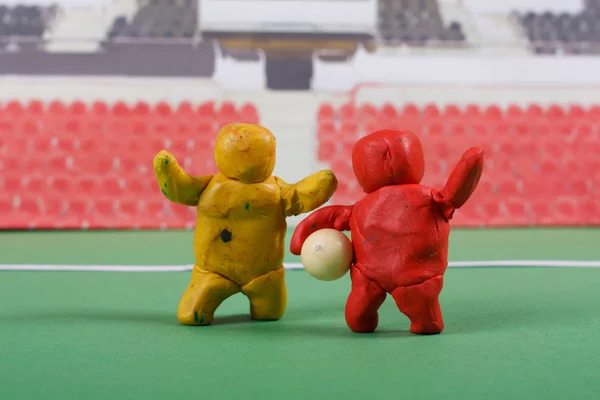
[300, 228, 353, 281]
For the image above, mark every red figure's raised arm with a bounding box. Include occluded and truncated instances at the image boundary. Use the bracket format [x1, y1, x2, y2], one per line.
[433, 147, 484, 219]
[290, 205, 353, 255]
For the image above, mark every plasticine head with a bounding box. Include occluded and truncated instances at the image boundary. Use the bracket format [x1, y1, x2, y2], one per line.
[351, 129, 425, 193]
[214, 123, 276, 183]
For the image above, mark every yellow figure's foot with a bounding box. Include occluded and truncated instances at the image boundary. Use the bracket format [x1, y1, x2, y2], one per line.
[241, 267, 287, 321]
[177, 266, 240, 326]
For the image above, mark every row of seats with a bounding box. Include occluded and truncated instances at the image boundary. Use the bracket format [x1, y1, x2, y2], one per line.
[0, 100, 259, 122]
[0, 4, 50, 38]
[106, 0, 464, 45]
[378, 0, 465, 45]
[0, 101, 260, 145]
[315, 102, 600, 226]
[1, 99, 598, 229]
[317, 102, 600, 122]
[7, 1, 600, 58]
[0, 98, 254, 229]
[107, 1, 197, 40]
[516, 0, 600, 55]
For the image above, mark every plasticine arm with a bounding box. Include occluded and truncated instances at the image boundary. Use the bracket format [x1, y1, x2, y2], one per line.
[275, 170, 338, 217]
[290, 205, 353, 255]
[153, 150, 213, 206]
[432, 147, 484, 219]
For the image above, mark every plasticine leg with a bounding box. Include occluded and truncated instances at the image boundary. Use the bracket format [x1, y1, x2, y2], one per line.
[241, 267, 287, 321]
[177, 266, 240, 326]
[391, 275, 444, 335]
[345, 266, 387, 333]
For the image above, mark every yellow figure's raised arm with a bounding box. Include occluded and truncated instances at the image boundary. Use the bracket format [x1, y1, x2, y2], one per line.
[153, 150, 213, 206]
[276, 170, 338, 217]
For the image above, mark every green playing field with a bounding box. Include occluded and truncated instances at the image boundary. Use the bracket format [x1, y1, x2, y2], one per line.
[1, 227, 599, 400]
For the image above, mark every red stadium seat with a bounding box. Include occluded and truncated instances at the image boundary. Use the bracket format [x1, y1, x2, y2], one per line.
[318, 140, 337, 162]
[48, 100, 67, 115]
[154, 101, 173, 118]
[484, 104, 503, 120]
[318, 103, 335, 122]
[447, 123, 466, 138]
[505, 197, 531, 225]
[133, 101, 151, 115]
[553, 197, 579, 225]
[380, 103, 398, 120]
[463, 104, 481, 120]
[23, 176, 46, 193]
[176, 101, 194, 115]
[339, 103, 356, 121]
[506, 104, 523, 119]
[586, 105, 600, 120]
[358, 104, 378, 123]
[198, 101, 215, 119]
[118, 199, 140, 218]
[580, 199, 600, 224]
[423, 103, 441, 120]
[239, 103, 259, 124]
[218, 101, 238, 124]
[42, 197, 65, 215]
[401, 103, 419, 119]
[27, 99, 44, 114]
[111, 101, 131, 117]
[69, 100, 87, 115]
[546, 104, 565, 119]
[424, 123, 444, 138]
[0, 196, 13, 214]
[317, 121, 336, 139]
[91, 101, 108, 115]
[5, 100, 24, 115]
[442, 104, 461, 119]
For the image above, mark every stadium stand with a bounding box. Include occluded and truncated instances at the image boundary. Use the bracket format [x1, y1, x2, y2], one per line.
[0, 1, 215, 77]
[515, 0, 600, 54]
[3, 0, 600, 80]
[108, 0, 198, 39]
[0, 3, 56, 49]
[315, 101, 600, 227]
[0, 99, 260, 229]
[378, 0, 466, 45]
[2, 95, 597, 229]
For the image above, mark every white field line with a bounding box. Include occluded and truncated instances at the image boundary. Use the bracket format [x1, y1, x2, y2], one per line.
[1, 260, 600, 272]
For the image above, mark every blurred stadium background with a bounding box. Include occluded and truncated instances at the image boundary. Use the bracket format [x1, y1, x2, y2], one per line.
[1, 0, 599, 230]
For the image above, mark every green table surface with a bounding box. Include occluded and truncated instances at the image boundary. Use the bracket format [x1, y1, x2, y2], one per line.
[1, 228, 600, 400]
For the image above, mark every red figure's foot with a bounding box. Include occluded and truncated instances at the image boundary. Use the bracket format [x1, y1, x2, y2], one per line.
[391, 275, 444, 335]
[345, 266, 387, 333]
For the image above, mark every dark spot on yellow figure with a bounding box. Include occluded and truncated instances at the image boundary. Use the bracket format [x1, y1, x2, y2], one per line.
[164, 182, 167, 188]
[193, 312, 205, 324]
[220, 229, 232, 243]
[161, 189, 167, 196]
[164, 158, 169, 165]
[245, 203, 250, 210]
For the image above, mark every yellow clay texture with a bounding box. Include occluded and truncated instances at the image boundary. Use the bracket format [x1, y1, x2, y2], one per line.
[153, 123, 338, 325]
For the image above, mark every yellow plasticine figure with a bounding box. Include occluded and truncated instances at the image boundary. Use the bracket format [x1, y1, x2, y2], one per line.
[153, 123, 338, 325]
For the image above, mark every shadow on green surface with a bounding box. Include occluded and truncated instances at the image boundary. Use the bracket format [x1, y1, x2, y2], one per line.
[0, 300, 590, 333]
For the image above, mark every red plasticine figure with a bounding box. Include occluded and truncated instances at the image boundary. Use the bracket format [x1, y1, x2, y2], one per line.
[290, 129, 484, 335]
